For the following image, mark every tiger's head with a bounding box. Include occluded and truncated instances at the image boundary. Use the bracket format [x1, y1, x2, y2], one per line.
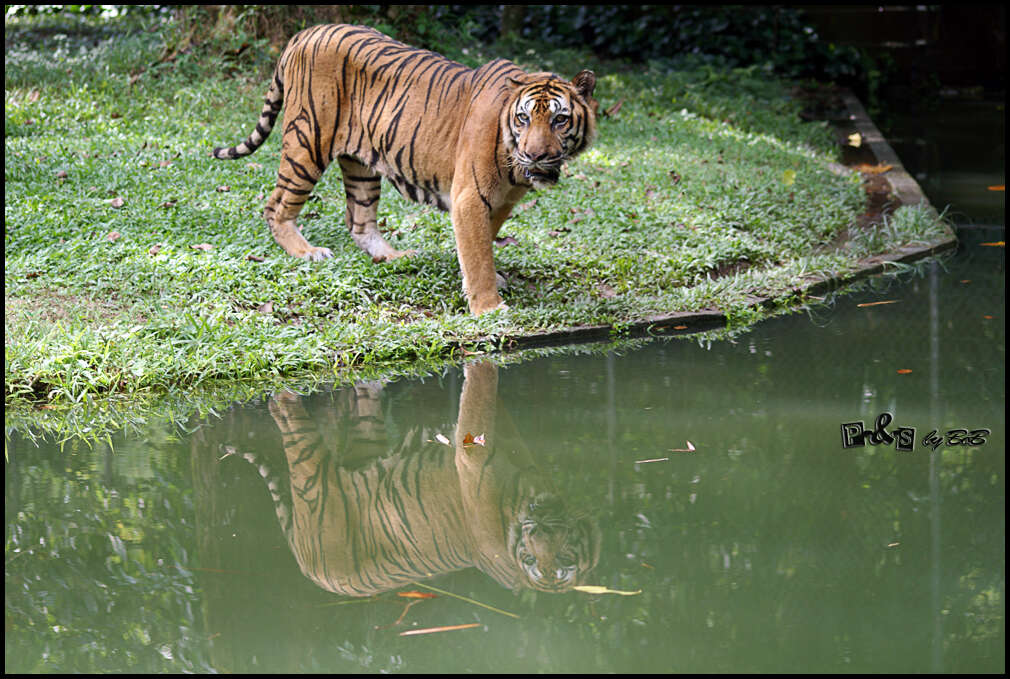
[508, 493, 602, 592]
[503, 70, 598, 190]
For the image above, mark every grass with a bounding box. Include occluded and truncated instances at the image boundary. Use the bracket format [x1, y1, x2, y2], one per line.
[4, 14, 952, 416]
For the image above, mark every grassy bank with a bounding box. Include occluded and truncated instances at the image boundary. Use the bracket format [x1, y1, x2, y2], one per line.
[5, 14, 950, 409]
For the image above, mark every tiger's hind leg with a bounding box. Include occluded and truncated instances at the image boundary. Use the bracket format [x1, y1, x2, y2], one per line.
[262, 112, 334, 261]
[337, 156, 416, 262]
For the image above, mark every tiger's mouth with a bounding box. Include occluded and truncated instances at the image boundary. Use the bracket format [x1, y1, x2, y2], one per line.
[514, 152, 564, 186]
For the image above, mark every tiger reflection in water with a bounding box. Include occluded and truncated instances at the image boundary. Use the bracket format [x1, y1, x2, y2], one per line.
[235, 361, 600, 596]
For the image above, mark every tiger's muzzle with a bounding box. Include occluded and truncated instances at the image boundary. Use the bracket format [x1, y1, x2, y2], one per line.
[515, 151, 564, 186]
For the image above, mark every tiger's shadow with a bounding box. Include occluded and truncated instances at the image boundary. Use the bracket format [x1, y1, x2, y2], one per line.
[230, 361, 601, 597]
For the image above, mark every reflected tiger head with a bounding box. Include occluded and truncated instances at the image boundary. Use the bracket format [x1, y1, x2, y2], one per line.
[507, 492, 602, 593]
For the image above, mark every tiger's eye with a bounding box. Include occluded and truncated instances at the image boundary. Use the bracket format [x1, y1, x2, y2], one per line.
[516, 112, 529, 125]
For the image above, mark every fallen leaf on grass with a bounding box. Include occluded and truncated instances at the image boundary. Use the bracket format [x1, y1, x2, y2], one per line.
[245, 253, 266, 262]
[495, 236, 519, 247]
[191, 243, 214, 251]
[109, 197, 125, 208]
[106, 231, 121, 242]
[216, 185, 230, 192]
[399, 623, 482, 637]
[148, 243, 164, 255]
[573, 585, 642, 596]
[781, 169, 796, 186]
[55, 169, 68, 179]
[604, 98, 624, 117]
[257, 301, 273, 314]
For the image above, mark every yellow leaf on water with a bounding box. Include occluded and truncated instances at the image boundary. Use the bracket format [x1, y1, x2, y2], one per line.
[573, 585, 642, 596]
[399, 623, 481, 637]
[847, 132, 862, 147]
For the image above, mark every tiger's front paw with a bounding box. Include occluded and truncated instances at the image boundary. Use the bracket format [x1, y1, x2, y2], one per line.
[300, 247, 334, 262]
[470, 296, 508, 316]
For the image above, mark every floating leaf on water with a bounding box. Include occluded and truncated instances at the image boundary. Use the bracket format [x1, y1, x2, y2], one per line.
[986, 185, 1004, 191]
[669, 440, 695, 453]
[434, 433, 451, 446]
[573, 585, 642, 596]
[399, 623, 482, 637]
[979, 241, 1004, 247]
[856, 300, 899, 308]
[896, 369, 913, 374]
[397, 591, 438, 599]
[847, 132, 862, 147]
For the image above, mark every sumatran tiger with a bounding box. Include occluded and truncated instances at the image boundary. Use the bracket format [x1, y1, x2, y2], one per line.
[212, 23, 598, 315]
[228, 361, 601, 596]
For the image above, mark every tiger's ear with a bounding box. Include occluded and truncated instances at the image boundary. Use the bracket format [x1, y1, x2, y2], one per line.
[571, 70, 596, 101]
[506, 75, 528, 89]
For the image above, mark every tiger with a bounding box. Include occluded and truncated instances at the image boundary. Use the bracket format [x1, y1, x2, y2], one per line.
[213, 23, 598, 315]
[228, 361, 601, 596]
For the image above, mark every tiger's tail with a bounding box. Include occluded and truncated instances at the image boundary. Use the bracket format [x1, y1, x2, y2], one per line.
[212, 68, 284, 160]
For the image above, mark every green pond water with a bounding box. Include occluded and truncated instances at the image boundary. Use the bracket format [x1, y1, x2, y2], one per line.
[5, 100, 1004, 673]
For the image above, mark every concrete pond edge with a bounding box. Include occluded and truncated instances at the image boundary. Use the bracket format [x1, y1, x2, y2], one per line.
[484, 89, 959, 352]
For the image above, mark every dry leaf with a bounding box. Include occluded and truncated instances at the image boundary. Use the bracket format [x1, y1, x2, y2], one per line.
[55, 169, 68, 179]
[986, 185, 1004, 191]
[573, 585, 642, 596]
[979, 241, 1004, 247]
[257, 301, 274, 314]
[245, 253, 266, 262]
[191, 243, 214, 251]
[106, 231, 121, 242]
[896, 369, 913, 374]
[847, 132, 862, 147]
[604, 98, 624, 117]
[853, 163, 893, 175]
[397, 591, 438, 599]
[495, 236, 519, 247]
[161, 200, 177, 209]
[673, 325, 688, 330]
[109, 197, 125, 208]
[435, 433, 451, 446]
[399, 623, 481, 637]
[216, 185, 230, 192]
[148, 243, 163, 256]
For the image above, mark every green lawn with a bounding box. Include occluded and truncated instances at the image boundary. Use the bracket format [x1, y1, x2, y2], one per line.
[4, 16, 950, 412]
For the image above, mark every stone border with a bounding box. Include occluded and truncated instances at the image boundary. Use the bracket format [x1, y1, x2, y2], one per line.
[493, 90, 958, 351]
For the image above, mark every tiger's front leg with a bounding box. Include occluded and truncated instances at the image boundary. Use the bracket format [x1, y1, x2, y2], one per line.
[451, 188, 506, 315]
